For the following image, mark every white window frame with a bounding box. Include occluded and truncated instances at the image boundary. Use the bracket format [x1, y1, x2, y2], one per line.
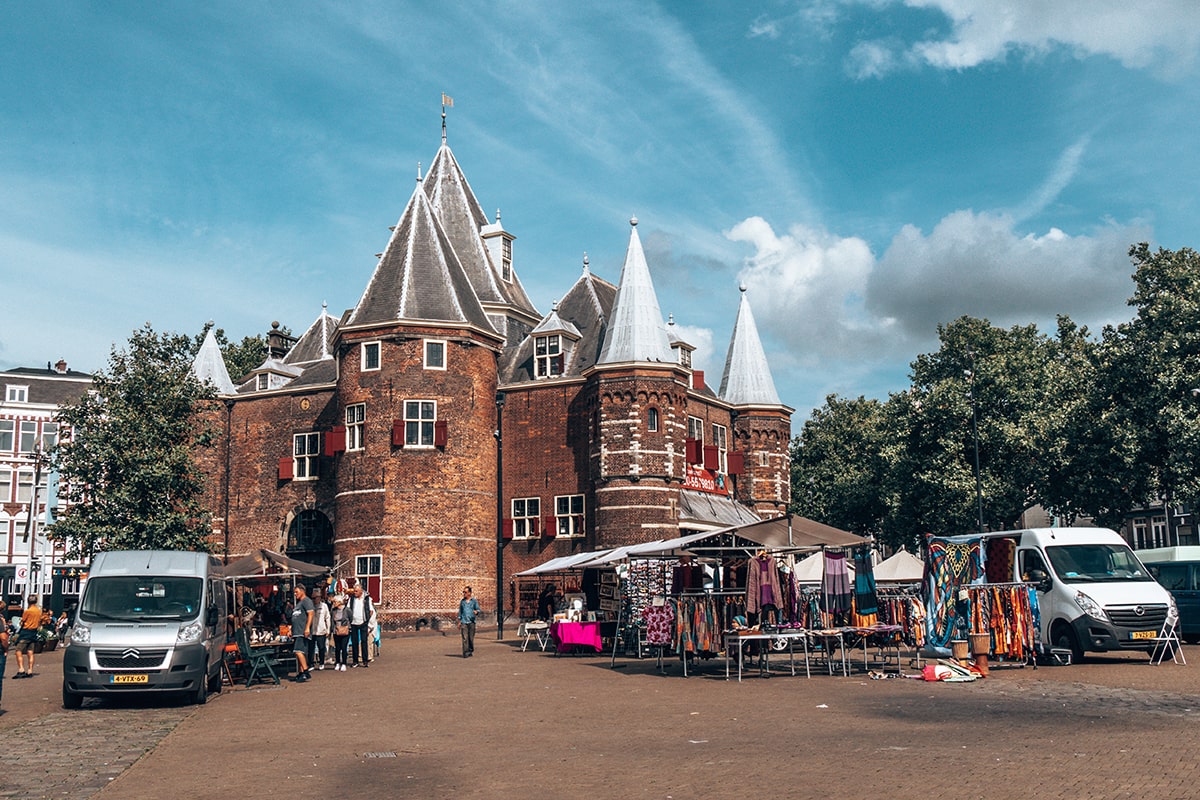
[759, 451, 769, 467]
[16, 469, 34, 503]
[712, 423, 728, 474]
[293, 432, 321, 481]
[555, 494, 584, 538]
[424, 339, 446, 371]
[0, 467, 11, 503]
[403, 400, 436, 448]
[361, 341, 381, 372]
[501, 238, 513, 282]
[687, 415, 704, 444]
[40, 422, 58, 452]
[346, 403, 365, 451]
[0, 420, 13, 452]
[18, 421, 37, 453]
[512, 497, 540, 539]
[534, 334, 562, 378]
[256, 374, 269, 390]
[5, 385, 28, 403]
[647, 407, 659, 432]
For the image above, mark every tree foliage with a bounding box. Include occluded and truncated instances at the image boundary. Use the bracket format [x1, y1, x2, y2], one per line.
[50, 324, 218, 558]
[789, 243, 1200, 542]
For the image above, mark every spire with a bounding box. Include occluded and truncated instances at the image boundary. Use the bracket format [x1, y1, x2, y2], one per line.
[596, 217, 674, 365]
[719, 284, 782, 406]
[191, 325, 235, 394]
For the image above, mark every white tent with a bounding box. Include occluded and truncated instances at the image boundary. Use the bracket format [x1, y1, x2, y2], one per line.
[873, 548, 924, 584]
[792, 551, 841, 584]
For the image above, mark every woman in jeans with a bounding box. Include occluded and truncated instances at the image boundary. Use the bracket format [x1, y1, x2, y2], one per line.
[309, 588, 331, 670]
[330, 595, 351, 672]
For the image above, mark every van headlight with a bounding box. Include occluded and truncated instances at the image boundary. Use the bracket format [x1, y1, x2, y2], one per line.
[1073, 591, 1110, 622]
[177, 621, 204, 644]
[1168, 595, 1179, 624]
[70, 622, 91, 644]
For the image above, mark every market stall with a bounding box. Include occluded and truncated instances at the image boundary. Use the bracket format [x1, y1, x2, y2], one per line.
[223, 549, 330, 647]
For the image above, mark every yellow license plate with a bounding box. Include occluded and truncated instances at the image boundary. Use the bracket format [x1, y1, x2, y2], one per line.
[111, 674, 149, 684]
[1130, 630, 1157, 640]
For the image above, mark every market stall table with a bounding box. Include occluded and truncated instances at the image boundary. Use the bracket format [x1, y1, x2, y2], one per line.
[724, 630, 808, 681]
[550, 620, 603, 654]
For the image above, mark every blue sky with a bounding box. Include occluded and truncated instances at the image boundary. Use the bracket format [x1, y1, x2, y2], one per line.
[2, 2, 1198, 418]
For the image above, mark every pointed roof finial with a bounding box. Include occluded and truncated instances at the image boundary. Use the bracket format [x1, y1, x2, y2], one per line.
[495, 208, 502, 224]
[552, 299, 559, 312]
[582, 252, 589, 273]
[416, 162, 423, 183]
[441, 92, 453, 143]
[630, 215, 638, 227]
[667, 313, 675, 326]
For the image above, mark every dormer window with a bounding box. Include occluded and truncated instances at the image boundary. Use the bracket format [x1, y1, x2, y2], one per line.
[678, 347, 692, 369]
[501, 238, 512, 282]
[535, 335, 563, 378]
[5, 385, 28, 403]
[257, 374, 269, 391]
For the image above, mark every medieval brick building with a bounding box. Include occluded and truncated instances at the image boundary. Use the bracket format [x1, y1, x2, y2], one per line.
[193, 123, 792, 628]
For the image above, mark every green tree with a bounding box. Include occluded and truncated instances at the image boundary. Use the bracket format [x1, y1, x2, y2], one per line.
[789, 395, 888, 539]
[50, 324, 218, 558]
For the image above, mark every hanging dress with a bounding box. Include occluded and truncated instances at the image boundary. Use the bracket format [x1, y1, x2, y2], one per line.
[822, 551, 852, 614]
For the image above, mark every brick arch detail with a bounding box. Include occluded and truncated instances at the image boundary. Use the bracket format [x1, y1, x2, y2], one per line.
[279, 502, 336, 551]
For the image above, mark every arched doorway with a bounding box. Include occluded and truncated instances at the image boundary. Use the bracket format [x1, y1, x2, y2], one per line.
[286, 509, 334, 568]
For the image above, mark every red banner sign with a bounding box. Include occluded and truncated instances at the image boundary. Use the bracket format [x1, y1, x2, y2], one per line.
[683, 464, 728, 495]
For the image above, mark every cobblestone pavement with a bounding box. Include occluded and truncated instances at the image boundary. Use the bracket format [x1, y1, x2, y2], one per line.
[4, 639, 1198, 799]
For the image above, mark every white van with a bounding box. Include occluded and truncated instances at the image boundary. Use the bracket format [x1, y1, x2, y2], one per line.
[948, 527, 1177, 663]
[62, 550, 227, 708]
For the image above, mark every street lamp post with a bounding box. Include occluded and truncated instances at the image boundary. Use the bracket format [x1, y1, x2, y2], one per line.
[966, 355, 984, 533]
[495, 391, 506, 640]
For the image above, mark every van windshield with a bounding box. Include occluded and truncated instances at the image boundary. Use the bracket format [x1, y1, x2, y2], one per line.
[1044, 544, 1153, 583]
[79, 576, 204, 621]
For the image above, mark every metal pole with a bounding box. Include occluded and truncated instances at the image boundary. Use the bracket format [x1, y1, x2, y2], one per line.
[970, 387, 984, 534]
[495, 392, 506, 640]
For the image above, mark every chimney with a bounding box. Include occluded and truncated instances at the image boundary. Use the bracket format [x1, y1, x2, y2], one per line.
[266, 321, 295, 359]
[55, 359, 68, 374]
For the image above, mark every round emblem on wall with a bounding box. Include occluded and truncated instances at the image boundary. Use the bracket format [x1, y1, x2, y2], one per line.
[300, 398, 311, 410]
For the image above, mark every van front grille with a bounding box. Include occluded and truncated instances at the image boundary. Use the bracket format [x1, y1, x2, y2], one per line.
[1106, 604, 1168, 630]
[96, 649, 169, 669]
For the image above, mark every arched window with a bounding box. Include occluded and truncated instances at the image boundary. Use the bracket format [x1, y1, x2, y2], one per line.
[286, 509, 334, 567]
[647, 407, 659, 432]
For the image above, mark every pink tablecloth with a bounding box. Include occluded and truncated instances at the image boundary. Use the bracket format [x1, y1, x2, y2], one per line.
[550, 621, 603, 653]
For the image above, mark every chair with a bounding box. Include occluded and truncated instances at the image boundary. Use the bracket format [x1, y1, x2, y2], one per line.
[1149, 617, 1186, 666]
[520, 620, 551, 652]
[221, 642, 244, 686]
[236, 628, 281, 686]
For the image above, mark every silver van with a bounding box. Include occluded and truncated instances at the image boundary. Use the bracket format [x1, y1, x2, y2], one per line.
[62, 550, 227, 708]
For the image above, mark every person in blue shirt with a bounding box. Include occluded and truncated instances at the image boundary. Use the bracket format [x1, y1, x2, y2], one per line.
[457, 586, 481, 658]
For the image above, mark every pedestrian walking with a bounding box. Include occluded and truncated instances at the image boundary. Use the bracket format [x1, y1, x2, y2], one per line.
[347, 585, 373, 667]
[0, 620, 8, 707]
[13, 595, 41, 678]
[309, 588, 330, 670]
[457, 586, 480, 658]
[330, 595, 350, 671]
[290, 585, 314, 682]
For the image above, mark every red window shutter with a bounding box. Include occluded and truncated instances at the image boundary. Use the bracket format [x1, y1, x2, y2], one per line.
[693, 369, 705, 390]
[502, 519, 514, 540]
[685, 438, 701, 464]
[727, 451, 744, 475]
[391, 420, 404, 446]
[277, 457, 293, 481]
[703, 445, 719, 471]
[434, 419, 448, 447]
[543, 516, 557, 538]
[324, 426, 346, 456]
[530, 516, 540, 536]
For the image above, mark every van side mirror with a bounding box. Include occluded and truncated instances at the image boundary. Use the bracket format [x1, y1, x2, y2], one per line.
[206, 606, 219, 627]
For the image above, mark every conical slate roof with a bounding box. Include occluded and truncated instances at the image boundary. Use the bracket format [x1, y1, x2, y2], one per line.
[596, 219, 674, 366]
[719, 286, 782, 405]
[285, 304, 339, 365]
[346, 179, 495, 334]
[424, 143, 537, 315]
[191, 327, 235, 395]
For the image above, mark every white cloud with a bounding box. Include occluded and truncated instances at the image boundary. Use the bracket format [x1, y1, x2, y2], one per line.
[748, 15, 781, 39]
[849, 0, 1200, 79]
[867, 209, 1147, 337]
[1011, 135, 1091, 222]
[726, 217, 888, 358]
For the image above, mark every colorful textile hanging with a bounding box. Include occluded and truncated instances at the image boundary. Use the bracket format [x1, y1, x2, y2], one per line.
[822, 551, 852, 614]
[853, 547, 878, 615]
[924, 536, 983, 649]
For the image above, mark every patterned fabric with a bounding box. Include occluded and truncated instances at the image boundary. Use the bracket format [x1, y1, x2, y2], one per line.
[985, 537, 1016, 583]
[642, 602, 675, 646]
[822, 551, 852, 614]
[924, 536, 983, 649]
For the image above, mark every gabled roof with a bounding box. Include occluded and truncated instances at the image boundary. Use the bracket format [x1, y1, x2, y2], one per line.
[719, 286, 782, 406]
[424, 143, 538, 316]
[191, 327, 236, 395]
[596, 219, 675, 366]
[529, 305, 581, 339]
[346, 179, 496, 334]
[284, 304, 339, 365]
[500, 258, 616, 384]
